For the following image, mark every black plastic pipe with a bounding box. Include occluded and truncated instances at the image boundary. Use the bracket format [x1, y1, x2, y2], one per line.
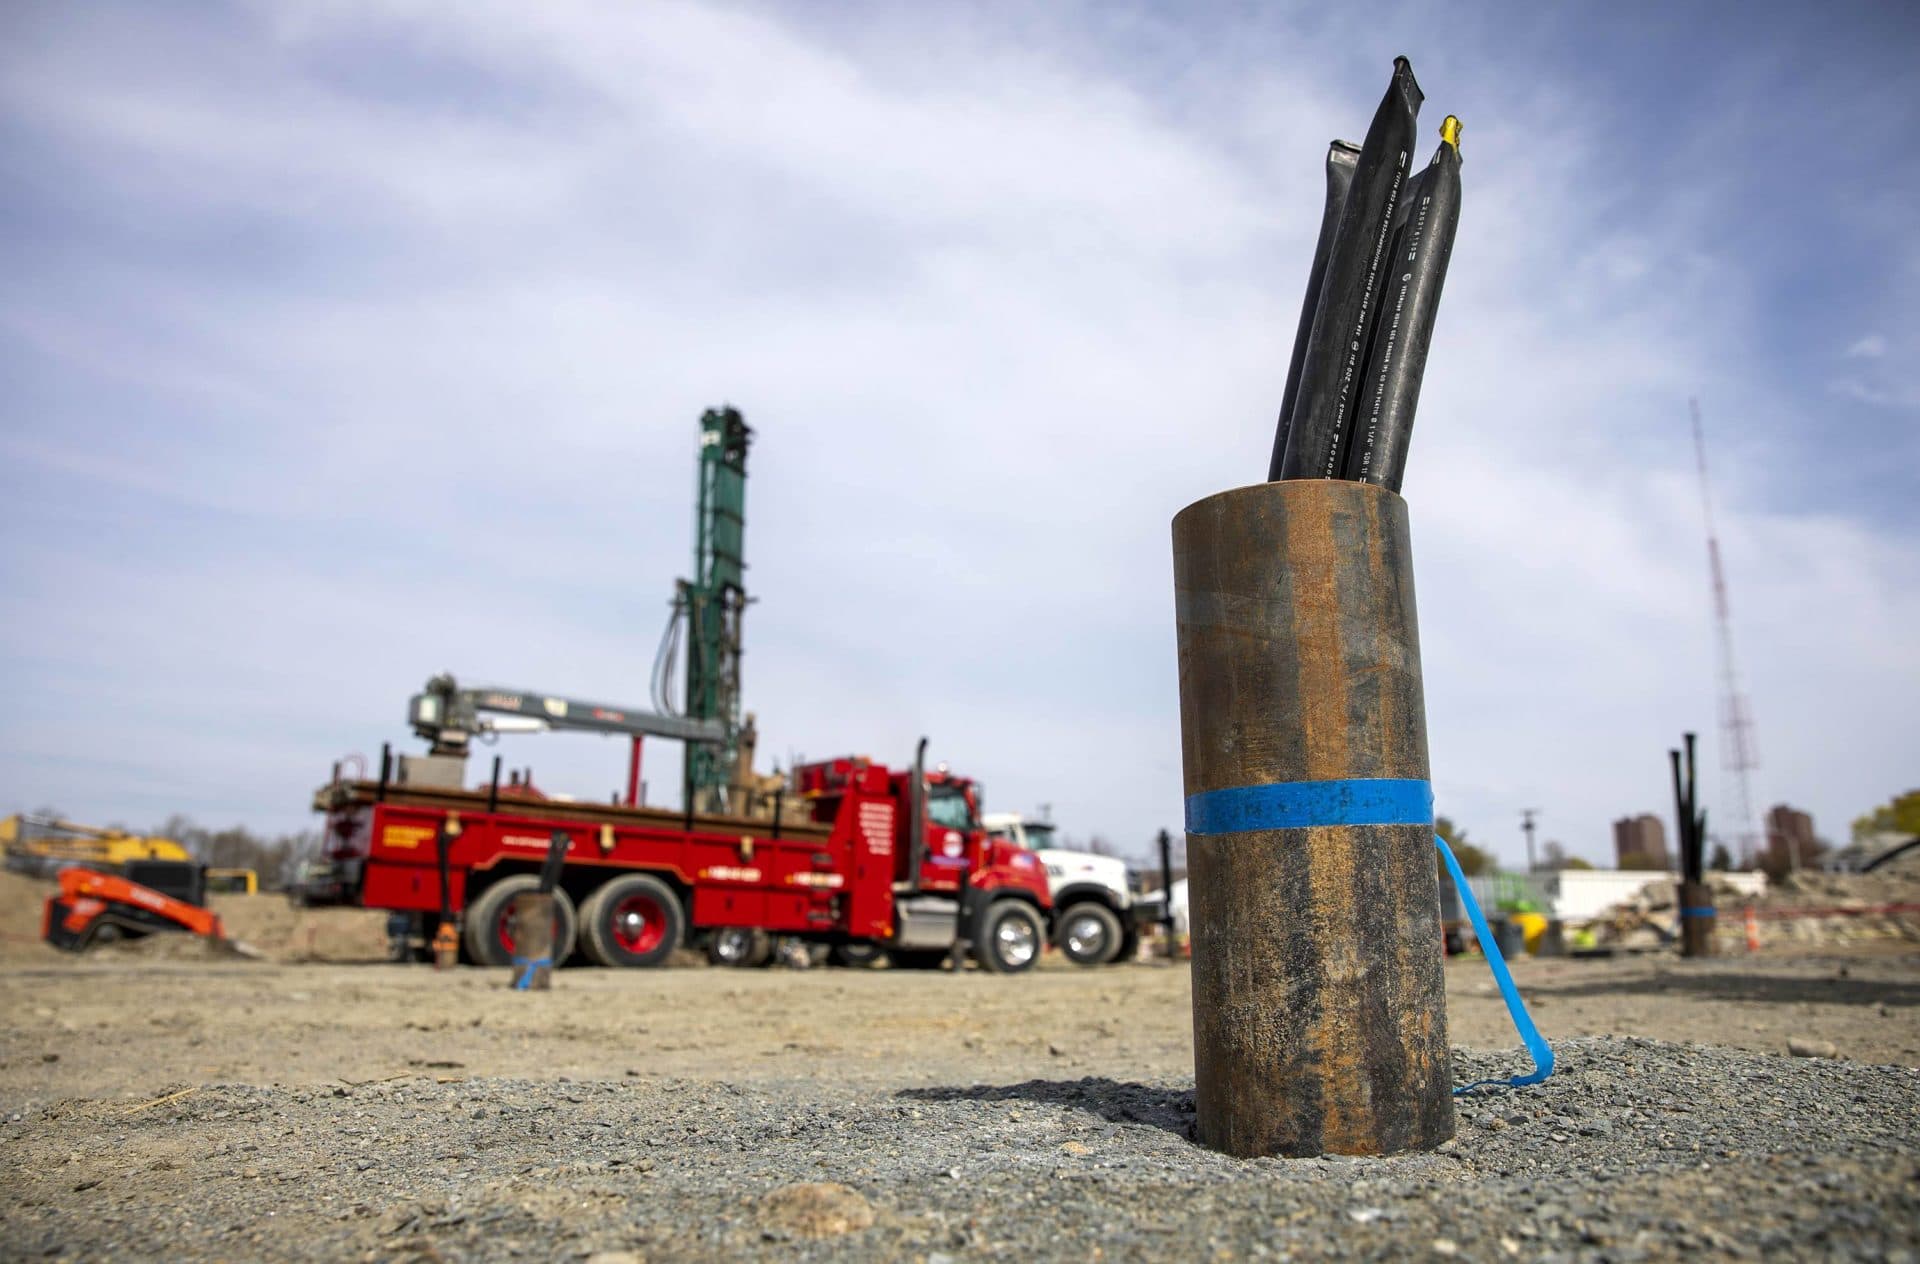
[1277, 57, 1423, 480]
[1268, 140, 1361, 481]
[1684, 732, 1703, 884]
[538, 830, 569, 896]
[1157, 828, 1175, 934]
[682, 756, 694, 834]
[906, 737, 929, 896]
[1346, 117, 1462, 491]
[487, 755, 502, 815]
[1669, 747, 1686, 874]
[435, 821, 454, 925]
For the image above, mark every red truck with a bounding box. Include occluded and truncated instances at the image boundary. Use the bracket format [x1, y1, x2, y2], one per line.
[310, 744, 1053, 973]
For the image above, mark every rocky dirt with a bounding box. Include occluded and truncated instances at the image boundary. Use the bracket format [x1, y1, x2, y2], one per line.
[1, 931, 1916, 1261]
[1590, 866, 1920, 952]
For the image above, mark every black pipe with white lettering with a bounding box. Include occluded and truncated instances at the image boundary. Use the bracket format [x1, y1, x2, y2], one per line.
[1276, 57, 1423, 481]
[1345, 117, 1462, 491]
[1268, 139, 1362, 482]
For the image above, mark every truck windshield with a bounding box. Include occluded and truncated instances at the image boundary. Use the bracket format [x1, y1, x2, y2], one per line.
[927, 786, 973, 830]
[1023, 822, 1057, 848]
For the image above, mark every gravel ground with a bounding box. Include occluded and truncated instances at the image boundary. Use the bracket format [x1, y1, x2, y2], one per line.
[2, 947, 1916, 1261]
[4, 1041, 1916, 1261]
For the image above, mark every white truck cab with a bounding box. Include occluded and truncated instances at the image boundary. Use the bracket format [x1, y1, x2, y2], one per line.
[983, 813, 1146, 966]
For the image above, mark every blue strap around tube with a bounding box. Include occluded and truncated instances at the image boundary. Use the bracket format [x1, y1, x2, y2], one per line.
[1436, 833, 1554, 1093]
[1184, 777, 1552, 1093]
[1185, 777, 1434, 834]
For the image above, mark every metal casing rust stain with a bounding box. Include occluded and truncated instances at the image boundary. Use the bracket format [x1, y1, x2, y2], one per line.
[1173, 479, 1453, 1158]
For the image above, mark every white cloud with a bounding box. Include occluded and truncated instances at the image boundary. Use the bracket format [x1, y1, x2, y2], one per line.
[1845, 333, 1887, 358]
[1, 2, 1914, 868]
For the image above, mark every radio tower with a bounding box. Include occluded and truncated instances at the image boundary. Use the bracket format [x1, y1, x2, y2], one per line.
[1689, 399, 1763, 868]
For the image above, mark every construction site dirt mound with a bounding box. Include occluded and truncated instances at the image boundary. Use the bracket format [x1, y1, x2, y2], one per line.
[208, 893, 390, 963]
[0, 867, 52, 960]
[91, 929, 242, 962]
[1595, 869, 1920, 950]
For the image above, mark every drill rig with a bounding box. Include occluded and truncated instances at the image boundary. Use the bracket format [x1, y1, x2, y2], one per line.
[402, 406, 771, 817]
[654, 406, 754, 814]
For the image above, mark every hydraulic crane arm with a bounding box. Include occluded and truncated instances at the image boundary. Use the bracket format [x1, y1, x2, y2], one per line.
[409, 674, 723, 756]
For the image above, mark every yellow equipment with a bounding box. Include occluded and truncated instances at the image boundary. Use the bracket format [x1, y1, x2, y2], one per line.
[1, 814, 189, 872]
[1512, 910, 1550, 955]
[206, 868, 259, 895]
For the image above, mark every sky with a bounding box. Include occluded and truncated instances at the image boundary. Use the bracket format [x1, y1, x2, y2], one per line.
[2, 0, 1916, 869]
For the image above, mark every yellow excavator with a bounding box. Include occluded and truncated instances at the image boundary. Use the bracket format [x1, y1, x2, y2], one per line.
[1, 814, 190, 873]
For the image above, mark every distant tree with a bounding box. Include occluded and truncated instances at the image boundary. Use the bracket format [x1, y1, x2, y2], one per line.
[153, 815, 313, 890]
[1758, 833, 1832, 883]
[1852, 790, 1920, 842]
[1436, 816, 1493, 876]
[1708, 844, 1733, 872]
[1538, 840, 1594, 871]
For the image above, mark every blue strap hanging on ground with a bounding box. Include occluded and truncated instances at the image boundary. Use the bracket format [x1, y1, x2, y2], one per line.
[510, 957, 551, 990]
[1436, 833, 1554, 1093]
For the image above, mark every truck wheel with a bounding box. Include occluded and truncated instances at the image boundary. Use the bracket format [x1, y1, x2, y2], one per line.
[706, 927, 772, 968]
[974, 900, 1045, 974]
[1056, 901, 1124, 966]
[829, 941, 884, 968]
[463, 877, 579, 969]
[578, 874, 684, 968]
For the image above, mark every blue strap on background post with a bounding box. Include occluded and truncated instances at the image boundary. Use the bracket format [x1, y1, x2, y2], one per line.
[1436, 832, 1554, 1093]
[511, 956, 551, 990]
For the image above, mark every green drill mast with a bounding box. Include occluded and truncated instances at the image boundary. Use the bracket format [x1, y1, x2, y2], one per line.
[679, 407, 751, 812]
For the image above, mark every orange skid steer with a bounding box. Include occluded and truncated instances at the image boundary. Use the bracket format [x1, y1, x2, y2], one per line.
[41, 866, 257, 956]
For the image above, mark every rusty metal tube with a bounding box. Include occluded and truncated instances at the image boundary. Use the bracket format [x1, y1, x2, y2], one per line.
[1173, 478, 1453, 1157]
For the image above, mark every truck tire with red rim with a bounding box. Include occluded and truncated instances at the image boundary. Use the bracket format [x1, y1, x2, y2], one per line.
[1056, 901, 1124, 966]
[462, 876, 579, 969]
[973, 899, 1045, 974]
[578, 873, 684, 968]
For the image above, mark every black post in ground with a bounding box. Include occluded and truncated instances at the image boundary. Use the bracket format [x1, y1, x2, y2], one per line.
[1156, 828, 1176, 957]
[1672, 733, 1715, 957]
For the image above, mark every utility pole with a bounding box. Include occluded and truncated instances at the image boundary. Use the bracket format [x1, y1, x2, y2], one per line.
[1520, 809, 1540, 873]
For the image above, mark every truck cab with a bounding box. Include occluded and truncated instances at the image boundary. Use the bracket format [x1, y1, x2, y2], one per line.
[790, 754, 1053, 972]
[982, 813, 1145, 966]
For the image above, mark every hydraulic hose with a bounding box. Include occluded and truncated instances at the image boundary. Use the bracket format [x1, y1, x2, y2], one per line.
[1268, 139, 1362, 482]
[1345, 117, 1462, 491]
[1276, 57, 1423, 481]
[649, 601, 685, 717]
